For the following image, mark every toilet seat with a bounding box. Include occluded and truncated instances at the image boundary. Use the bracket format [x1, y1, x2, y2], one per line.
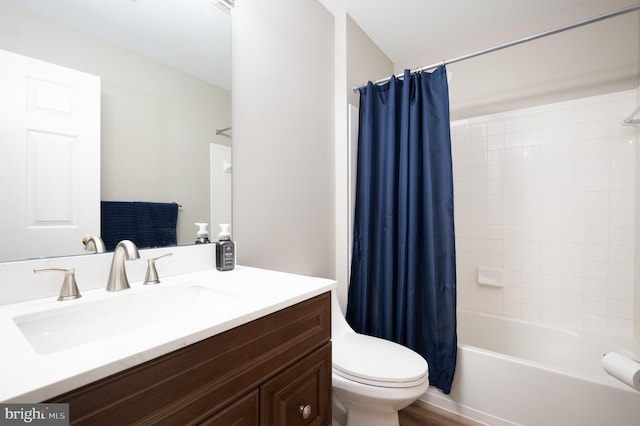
[333, 333, 428, 388]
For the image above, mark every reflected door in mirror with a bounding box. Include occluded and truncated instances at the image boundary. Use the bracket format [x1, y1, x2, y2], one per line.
[0, 49, 100, 261]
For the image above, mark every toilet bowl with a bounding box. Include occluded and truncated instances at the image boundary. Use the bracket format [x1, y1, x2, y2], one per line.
[331, 291, 429, 426]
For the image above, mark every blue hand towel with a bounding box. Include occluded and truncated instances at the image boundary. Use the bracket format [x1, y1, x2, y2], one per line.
[101, 201, 179, 251]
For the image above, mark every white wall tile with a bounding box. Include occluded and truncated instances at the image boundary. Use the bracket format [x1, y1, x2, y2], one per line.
[563, 107, 586, 126]
[522, 304, 542, 322]
[585, 120, 610, 139]
[583, 313, 607, 334]
[451, 89, 637, 338]
[585, 138, 610, 158]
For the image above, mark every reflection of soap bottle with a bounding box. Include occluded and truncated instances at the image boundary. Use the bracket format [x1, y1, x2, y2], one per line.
[194, 223, 210, 244]
[216, 223, 235, 271]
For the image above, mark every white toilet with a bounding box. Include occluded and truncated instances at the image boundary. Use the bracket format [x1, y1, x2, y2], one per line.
[331, 291, 429, 426]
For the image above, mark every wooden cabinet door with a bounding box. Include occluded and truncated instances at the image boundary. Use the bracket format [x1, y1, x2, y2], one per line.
[200, 390, 259, 426]
[260, 343, 331, 426]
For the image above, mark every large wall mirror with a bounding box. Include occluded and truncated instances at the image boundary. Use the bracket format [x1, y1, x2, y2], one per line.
[0, 0, 232, 262]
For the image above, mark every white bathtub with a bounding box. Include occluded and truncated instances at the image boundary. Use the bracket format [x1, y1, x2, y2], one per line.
[423, 310, 640, 426]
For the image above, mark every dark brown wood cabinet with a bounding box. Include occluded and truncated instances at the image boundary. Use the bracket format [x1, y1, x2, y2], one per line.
[47, 292, 331, 426]
[201, 390, 259, 426]
[261, 343, 331, 426]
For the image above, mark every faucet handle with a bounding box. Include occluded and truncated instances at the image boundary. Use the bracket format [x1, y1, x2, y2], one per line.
[34, 268, 82, 301]
[144, 253, 173, 285]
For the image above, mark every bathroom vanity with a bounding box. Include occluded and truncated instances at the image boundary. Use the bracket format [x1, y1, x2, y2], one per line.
[48, 293, 331, 425]
[0, 265, 335, 425]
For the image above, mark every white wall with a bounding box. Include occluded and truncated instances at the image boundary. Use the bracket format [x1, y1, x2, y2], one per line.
[232, 0, 335, 278]
[0, 0, 231, 247]
[453, 90, 639, 337]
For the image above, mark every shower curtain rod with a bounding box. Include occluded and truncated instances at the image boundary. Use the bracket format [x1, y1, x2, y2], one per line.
[353, 3, 640, 92]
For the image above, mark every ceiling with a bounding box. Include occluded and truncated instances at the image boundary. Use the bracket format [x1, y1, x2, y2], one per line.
[5, 0, 636, 95]
[317, 0, 613, 63]
[5, 0, 231, 90]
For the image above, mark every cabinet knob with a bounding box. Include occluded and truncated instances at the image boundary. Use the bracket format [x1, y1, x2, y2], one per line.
[298, 404, 312, 419]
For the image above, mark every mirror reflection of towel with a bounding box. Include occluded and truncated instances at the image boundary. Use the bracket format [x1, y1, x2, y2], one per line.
[101, 201, 179, 251]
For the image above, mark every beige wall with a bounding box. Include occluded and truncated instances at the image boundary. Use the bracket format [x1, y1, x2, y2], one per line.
[346, 15, 394, 107]
[0, 0, 231, 247]
[395, 0, 640, 120]
[333, 13, 394, 306]
[232, 0, 335, 278]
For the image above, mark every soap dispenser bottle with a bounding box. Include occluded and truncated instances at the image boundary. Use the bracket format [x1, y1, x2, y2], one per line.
[216, 223, 235, 271]
[194, 223, 211, 244]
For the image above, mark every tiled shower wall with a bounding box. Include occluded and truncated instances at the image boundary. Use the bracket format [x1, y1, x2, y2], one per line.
[452, 89, 639, 338]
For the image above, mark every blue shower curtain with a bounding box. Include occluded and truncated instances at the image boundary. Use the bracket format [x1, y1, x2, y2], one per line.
[346, 67, 457, 393]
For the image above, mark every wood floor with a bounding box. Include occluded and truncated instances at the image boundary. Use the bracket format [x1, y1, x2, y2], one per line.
[399, 401, 484, 426]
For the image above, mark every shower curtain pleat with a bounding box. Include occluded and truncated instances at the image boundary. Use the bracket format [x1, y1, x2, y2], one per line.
[346, 67, 457, 393]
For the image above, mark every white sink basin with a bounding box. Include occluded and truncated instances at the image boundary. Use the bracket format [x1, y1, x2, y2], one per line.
[13, 285, 233, 355]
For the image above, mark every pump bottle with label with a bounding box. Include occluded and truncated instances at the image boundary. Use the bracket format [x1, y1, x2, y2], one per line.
[216, 223, 235, 271]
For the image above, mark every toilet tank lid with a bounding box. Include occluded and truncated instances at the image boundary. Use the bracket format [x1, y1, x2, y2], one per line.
[333, 333, 428, 385]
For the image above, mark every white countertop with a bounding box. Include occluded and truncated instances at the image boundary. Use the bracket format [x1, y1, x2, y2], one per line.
[0, 265, 336, 402]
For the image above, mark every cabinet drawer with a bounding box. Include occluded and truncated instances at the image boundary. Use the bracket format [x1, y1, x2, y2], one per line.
[48, 292, 330, 425]
[200, 390, 259, 426]
[260, 342, 331, 426]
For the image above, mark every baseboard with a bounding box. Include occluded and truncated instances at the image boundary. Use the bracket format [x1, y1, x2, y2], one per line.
[411, 399, 487, 426]
[419, 391, 519, 426]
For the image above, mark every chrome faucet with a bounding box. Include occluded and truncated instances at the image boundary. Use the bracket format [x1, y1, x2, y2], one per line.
[82, 235, 106, 253]
[106, 240, 140, 291]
